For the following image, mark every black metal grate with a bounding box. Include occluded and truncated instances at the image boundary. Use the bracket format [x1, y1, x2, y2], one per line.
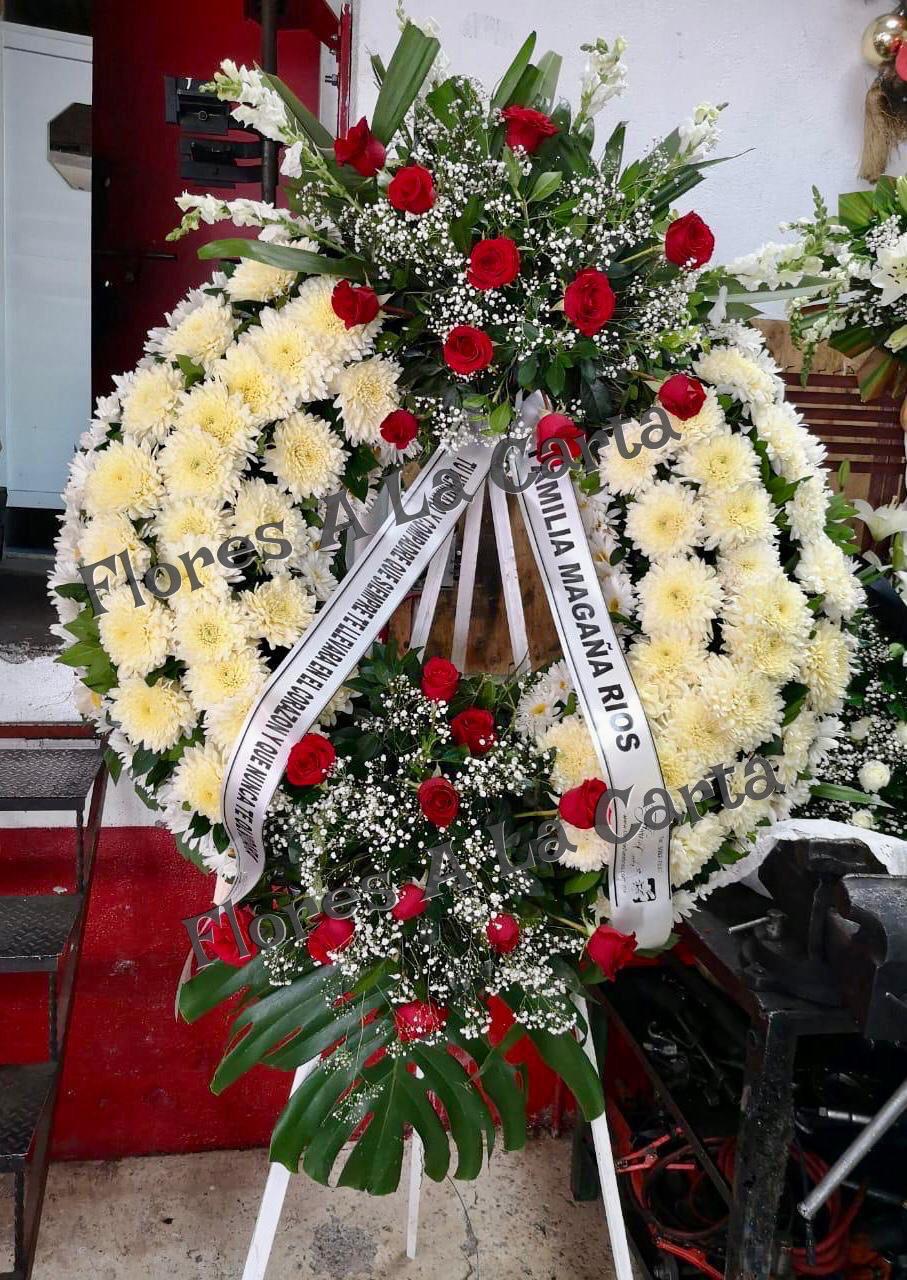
[0, 749, 102, 812]
[0, 1065, 56, 1173]
[0, 897, 82, 974]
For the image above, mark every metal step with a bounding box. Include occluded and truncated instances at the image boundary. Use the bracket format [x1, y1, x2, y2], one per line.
[0, 1063, 56, 1172]
[0, 896, 82, 974]
[0, 748, 103, 813]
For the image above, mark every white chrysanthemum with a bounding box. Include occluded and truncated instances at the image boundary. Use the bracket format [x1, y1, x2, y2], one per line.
[152, 499, 228, 560]
[204, 690, 258, 754]
[97, 587, 172, 677]
[225, 258, 297, 303]
[723, 622, 802, 683]
[776, 709, 818, 786]
[597, 421, 664, 496]
[264, 412, 347, 501]
[724, 572, 812, 639]
[158, 427, 238, 500]
[559, 824, 609, 872]
[109, 677, 195, 752]
[664, 387, 726, 446]
[794, 536, 864, 620]
[670, 815, 724, 886]
[170, 741, 227, 824]
[184, 646, 268, 713]
[717, 543, 782, 591]
[158, 296, 235, 370]
[176, 382, 258, 456]
[626, 480, 701, 561]
[515, 672, 565, 741]
[249, 306, 335, 402]
[242, 576, 315, 648]
[799, 620, 854, 714]
[630, 633, 708, 716]
[231, 478, 306, 571]
[670, 692, 738, 772]
[637, 556, 723, 639]
[316, 685, 355, 728]
[676, 429, 759, 491]
[171, 591, 250, 664]
[751, 401, 814, 482]
[78, 513, 152, 583]
[859, 759, 891, 793]
[788, 475, 830, 544]
[287, 276, 381, 359]
[83, 441, 163, 518]
[541, 715, 602, 793]
[653, 726, 704, 791]
[696, 346, 778, 407]
[700, 655, 784, 753]
[333, 356, 401, 445]
[597, 569, 638, 621]
[118, 364, 182, 444]
[701, 483, 777, 549]
[215, 342, 294, 426]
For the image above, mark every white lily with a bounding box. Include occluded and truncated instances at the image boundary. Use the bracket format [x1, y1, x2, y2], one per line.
[852, 498, 907, 543]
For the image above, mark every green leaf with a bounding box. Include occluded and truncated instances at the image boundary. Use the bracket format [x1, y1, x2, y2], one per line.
[491, 32, 537, 111]
[838, 189, 876, 233]
[545, 361, 565, 396]
[828, 326, 874, 359]
[178, 952, 272, 1023]
[370, 22, 440, 145]
[488, 402, 513, 434]
[517, 355, 538, 388]
[534, 51, 562, 111]
[601, 121, 626, 174]
[858, 351, 898, 402]
[563, 871, 602, 894]
[57, 639, 101, 669]
[527, 170, 562, 203]
[809, 782, 883, 807]
[198, 237, 366, 282]
[411, 1045, 495, 1177]
[503, 146, 523, 193]
[103, 747, 122, 784]
[425, 76, 458, 128]
[176, 354, 205, 387]
[524, 1024, 604, 1121]
[263, 72, 333, 149]
[55, 581, 90, 602]
[448, 1026, 526, 1151]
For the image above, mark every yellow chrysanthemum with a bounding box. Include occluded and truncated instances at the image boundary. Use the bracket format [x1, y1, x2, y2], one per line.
[171, 592, 250, 665]
[800, 620, 854, 714]
[629, 633, 707, 701]
[670, 815, 724, 886]
[653, 730, 702, 792]
[78, 513, 151, 582]
[231, 478, 304, 566]
[702, 483, 777, 549]
[176, 382, 257, 456]
[159, 298, 235, 370]
[676, 429, 759, 491]
[83, 441, 162, 518]
[636, 556, 723, 638]
[119, 365, 182, 444]
[286, 276, 380, 358]
[170, 742, 226, 823]
[700, 655, 784, 753]
[215, 342, 293, 426]
[204, 690, 258, 754]
[152, 500, 228, 559]
[597, 422, 662, 496]
[97, 586, 172, 677]
[332, 356, 401, 445]
[625, 480, 701, 561]
[242, 576, 315, 649]
[264, 412, 346, 501]
[723, 622, 802, 683]
[717, 543, 782, 591]
[541, 715, 602, 794]
[110, 677, 195, 751]
[664, 387, 726, 445]
[250, 308, 335, 402]
[724, 572, 812, 639]
[671, 692, 738, 768]
[158, 427, 238, 500]
[695, 347, 777, 406]
[225, 259, 297, 303]
[184, 646, 267, 713]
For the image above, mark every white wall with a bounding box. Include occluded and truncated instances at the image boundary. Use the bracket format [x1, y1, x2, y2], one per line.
[353, 0, 873, 263]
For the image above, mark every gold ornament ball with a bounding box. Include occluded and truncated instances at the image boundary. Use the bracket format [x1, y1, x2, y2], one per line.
[862, 12, 907, 67]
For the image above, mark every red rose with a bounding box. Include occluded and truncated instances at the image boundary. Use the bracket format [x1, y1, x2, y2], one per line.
[585, 924, 637, 980]
[451, 708, 496, 755]
[536, 413, 586, 470]
[418, 776, 460, 828]
[559, 778, 609, 830]
[286, 732, 336, 786]
[391, 883, 428, 921]
[333, 117, 386, 177]
[380, 408, 419, 449]
[501, 105, 559, 154]
[664, 211, 715, 269]
[200, 906, 256, 967]
[467, 237, 521, 290]
[486, 913, 520, 954]
[563, 267, 616, 336]
[307, 915, 355, 966]
[421, 656, 460, 702]
[394, 999, 448, 1042]
[387, 163, 436, 214]
[658, 373, 707, 421]
[443, 325, 494, 375]
[331, 280, 380, 329]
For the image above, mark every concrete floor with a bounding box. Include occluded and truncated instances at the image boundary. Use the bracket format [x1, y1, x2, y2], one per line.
[32, 1137, 619, 1280]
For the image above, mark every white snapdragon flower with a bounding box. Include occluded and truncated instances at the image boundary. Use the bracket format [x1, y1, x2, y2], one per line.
[726, 241, 822, 292]
[577, 36, 628, 125]
[678, 103, 722, 162]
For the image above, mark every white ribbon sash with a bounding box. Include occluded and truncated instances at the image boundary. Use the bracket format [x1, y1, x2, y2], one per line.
[515, 450, 673, 949]
[221, 442, 494, 902]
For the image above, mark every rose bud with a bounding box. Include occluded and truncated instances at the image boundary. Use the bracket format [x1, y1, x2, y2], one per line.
[387, 163, 436, 214]
[536, 413, 586, 470]
[450, 708, 496, 755]
[443, 324, 494, 375]
[664, 211, 715, 269]
[563, 267, 616, 336]
[657, 373, 707, 421]
[418, 776, 460, 828]
[199, 906, 257, 967]
[306, 915, 355, 966]
[558, 778, 609, 830]
[500, 105, 558, 153]
[380, 408, 419, 449]
[331, 280, 380, 329]
[486, 913, 521, 954]
[467, 237, 521, 290]
[584, 924, 637, 980]
[420, 656, 460, 701]
[394, 999, 448, 1042]
[391, 883, 428, 921]
[286, 732, 336, 786]
[333, 117, 386, 177]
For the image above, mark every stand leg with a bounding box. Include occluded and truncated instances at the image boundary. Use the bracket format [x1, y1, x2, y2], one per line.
[242, 1060, 317, 1280]
[575, 998, 634, 1280]
[405, 1132, 424, 1259]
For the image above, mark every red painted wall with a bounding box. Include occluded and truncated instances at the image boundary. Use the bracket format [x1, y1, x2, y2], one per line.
[92, 0, 321, 398]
